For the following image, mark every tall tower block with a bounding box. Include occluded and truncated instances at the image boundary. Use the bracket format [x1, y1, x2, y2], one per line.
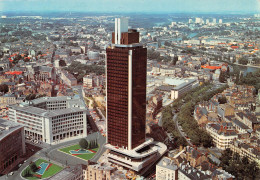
[106, 18, 147, 150]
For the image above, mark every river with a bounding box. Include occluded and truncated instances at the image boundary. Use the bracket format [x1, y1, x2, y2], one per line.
[236, 65, 259, 75]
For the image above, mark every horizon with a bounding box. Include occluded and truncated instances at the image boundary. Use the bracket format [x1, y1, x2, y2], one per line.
[0, 0, 259, 14]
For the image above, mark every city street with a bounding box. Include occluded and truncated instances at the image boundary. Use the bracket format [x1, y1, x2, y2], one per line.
[173, 114, 193, 146]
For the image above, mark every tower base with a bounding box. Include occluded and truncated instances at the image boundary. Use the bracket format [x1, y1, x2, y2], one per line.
[105, 138, 167, 172]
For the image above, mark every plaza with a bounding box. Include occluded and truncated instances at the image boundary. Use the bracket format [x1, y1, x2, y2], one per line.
[59, 144, 99, 161]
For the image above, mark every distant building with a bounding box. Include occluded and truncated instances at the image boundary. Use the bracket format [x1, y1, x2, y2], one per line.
[168, 78, 198, 100]
[0, 94, 17, 106]
[87, 51, 99, 60]
[8, 96, 88, 144]
[83, 74, 104, 88]
[219, 19, 223, 24]
[34, 66, 56, 82]
[195, 17, 203, 24]
[60, 70, 77, 87]
[71, 47, 82, 54]
[212, 18, 217, 24]
[0, 119, 26, 175]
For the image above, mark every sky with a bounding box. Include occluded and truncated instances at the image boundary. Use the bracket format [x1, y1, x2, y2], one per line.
[0, 0, 259, 13]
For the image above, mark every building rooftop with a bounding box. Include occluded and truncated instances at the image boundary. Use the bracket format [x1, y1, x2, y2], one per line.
[157, 157, 178, 171]
[0, 118, 23, 141]
[50, 164, 83, 180]
[10, 96, 88, 117]
[231, 118, 250, 130]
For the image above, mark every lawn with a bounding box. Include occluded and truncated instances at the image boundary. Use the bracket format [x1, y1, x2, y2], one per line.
[59, 144, 99, 160]
[22, 159, 63, 180]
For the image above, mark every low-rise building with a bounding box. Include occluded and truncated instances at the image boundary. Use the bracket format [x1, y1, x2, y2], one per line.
[0, 94, 16, 106]
[206, 123, 238, 150]
[50, 164, 86, 180]
[85, 162, 116, 180]
[60, 70, 77, 87]
[230, 140, 260, 166]
[156, 157, 178, 180]
[156, 146, 235, 180]
[235, 112, 260, 131]
[83, 74, 105, 88]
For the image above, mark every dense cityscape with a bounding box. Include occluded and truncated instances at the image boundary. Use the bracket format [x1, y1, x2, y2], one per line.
[0, 2, 260, 180]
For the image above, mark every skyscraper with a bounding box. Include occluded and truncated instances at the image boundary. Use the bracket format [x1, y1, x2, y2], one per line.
[106, 18, 147, 150]
[105, 18, 167, 173]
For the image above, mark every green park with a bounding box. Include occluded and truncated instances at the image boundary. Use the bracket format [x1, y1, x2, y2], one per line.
[59, 138, 99, 160]
[21, 159, 63, 179]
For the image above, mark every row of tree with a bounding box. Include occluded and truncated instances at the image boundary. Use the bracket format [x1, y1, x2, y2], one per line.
[64, 61, 105, 83]
[235, 69, 260, 92]
[25, 94, 46, 101]
[162, 83, 228, 148]
[161, 105, 187, 148]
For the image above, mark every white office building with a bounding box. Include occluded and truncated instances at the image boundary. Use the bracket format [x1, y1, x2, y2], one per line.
[8, 96, 88, 144]
[164, 78, 199, 100]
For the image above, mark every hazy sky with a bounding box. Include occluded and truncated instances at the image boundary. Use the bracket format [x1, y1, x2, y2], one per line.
[1, 0, 259, 13]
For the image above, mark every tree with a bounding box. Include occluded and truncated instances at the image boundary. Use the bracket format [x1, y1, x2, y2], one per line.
[0, 84, 9, 93]
[25, 94, 36, 100]
[219, 71, 226, 83]
[200, 47, 207, 51]
[173, 55, 178, 65]
[247, 161, 260, 179]
[218, 96, 227, 104]
[164, 41, 171, 46]
[79, 138, 88, 150]
[235, 72, 240, 84]
[22, 168, 32, 177]
[59, 59, 66, 67]
[238, 57, 248, 65]
[29, 162, 38, 172]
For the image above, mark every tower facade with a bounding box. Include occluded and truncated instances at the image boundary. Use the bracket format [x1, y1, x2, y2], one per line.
[106, 18, 147, 150]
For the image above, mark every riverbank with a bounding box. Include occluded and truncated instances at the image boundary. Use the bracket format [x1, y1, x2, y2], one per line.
[233, 63, 260, 69]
